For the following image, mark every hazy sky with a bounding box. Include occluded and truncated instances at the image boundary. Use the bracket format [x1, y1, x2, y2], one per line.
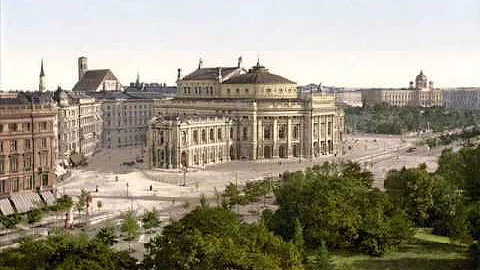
[1, 0, 479, 90]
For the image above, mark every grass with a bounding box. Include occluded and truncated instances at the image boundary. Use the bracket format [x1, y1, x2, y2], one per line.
[331, 229, 472, 270]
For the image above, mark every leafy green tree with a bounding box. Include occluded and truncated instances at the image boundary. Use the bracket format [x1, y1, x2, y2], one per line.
[0, 213, 23, 229]
[142, 209, 160, 233]
[268, 165, 412, 255]
[384, 164, 435, 226]
[0, 232, 137, 269]
[143, 205, 304, 270]
[292, 218, 305, 255]
[26, 209, 43, 224]
[95, 226, 117, 246]
[121, 211, 139, 242]
[305, 241, 335, 270]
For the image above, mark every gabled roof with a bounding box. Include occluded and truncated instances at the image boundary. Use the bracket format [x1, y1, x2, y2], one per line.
[181, 67, 241, 81]
[72, 69, 119, 91]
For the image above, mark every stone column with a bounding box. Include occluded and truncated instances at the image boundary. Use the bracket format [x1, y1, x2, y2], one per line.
[273, 118, 279, 158]
[257, 119, 263, 159]
[251, 105, 257, 160]
[287, 117, 292, 157]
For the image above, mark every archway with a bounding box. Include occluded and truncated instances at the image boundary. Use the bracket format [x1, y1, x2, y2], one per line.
[264, 145, 272, 159]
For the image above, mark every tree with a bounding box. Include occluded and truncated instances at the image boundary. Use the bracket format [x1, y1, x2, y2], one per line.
[96, 226, 117, 246]
[0, 232, 137, 269]
[292, 218, 305, 255]
[384, 164, 435, 226]
[26, 209, 43, 224]
[143, 205, 303, 270]
[121, 211, 139, 243]
[305, 241, 335, 270]
[142, 209, 160, 234]
[268, 165, 412, 255]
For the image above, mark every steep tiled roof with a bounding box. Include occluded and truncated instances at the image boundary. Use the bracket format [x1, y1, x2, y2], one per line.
[72, 69, 119, 91]
[182, 67, 241, 81]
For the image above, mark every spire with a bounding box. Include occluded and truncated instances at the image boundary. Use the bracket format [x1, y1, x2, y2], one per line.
[198, 57, 203, 69]
[40, 59, 45, 77]
[136, 71, 140, 86]
[39, 59, 46, 92]
[256, 55, 260, 67]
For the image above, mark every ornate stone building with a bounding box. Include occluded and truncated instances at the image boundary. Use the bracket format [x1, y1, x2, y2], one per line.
[361, 71, 443, 107]
[54, 88, 102, 161]
[0, 92, 58, 213]
[147, 58, 344, 169]
[443, 88, 480, 109]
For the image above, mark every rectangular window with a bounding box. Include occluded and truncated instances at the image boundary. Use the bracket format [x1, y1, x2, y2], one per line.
[10, 140, 17, 152]
[0, 124, 3, 133]
[41, 122, 48, 131]
[12, 178, 19, 192]
[42, 174, 49, 187]
[242, 127, 248, 140]
[0, 157, 4, 174]
[9, 155, 18, 172]
[24, 139, 31, 150]
[23, 154, 31, 171]
[8, 123, 18, 132]
[0, 180, 5, 193]
[41, 138, 47, 148]
[264, 126, 271, 140]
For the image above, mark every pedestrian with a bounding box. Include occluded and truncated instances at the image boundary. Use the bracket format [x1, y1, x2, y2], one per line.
[149, 185, 153, 191]
[95, 185, 99, 192]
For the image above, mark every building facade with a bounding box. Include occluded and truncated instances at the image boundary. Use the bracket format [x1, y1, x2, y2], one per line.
[91, 91, 155, 148]
[361, 71, 443, 107]
[147, 58, 345, 169]
[443, 88, 480, 109]
[54, 89, 103, 161]
[0, 92, 58, 199]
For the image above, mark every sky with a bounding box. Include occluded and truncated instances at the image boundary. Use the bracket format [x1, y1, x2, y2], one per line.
[0, 0, 479, 90]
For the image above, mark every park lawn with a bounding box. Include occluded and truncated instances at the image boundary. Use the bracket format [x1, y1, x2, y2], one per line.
[331, 229, 472, 270]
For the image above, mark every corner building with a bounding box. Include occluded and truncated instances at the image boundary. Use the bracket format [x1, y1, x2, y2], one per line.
[147, 59, 344, 169]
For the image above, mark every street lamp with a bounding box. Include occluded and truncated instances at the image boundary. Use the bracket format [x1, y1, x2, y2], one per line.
[181, 167, 187, 186]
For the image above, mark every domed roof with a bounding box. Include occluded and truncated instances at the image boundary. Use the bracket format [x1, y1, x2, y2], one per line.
[222, 63, 295, 85]
[416, 70, 427, 81]
[53, 87, 69, 103]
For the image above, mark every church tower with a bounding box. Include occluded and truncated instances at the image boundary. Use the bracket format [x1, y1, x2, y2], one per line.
[78, 56, 88, 81]
[39, 59, 46, 92]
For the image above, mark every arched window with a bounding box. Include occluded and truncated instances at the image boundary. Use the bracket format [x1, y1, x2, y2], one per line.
[201, 129, 206, 143]
[293, 126, 299, 139]
[182, 131, 187, 145]
[193, 130, 198, 144]
[264, 126, 271, 139]
[242, 127, 248, 140]
[279, 125, 286, 139]
[209, 128, 214, 141]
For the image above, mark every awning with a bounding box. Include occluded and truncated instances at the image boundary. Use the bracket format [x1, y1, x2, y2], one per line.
[40, 190, 56, 206]
[10, 192, 44, 213]
[0, 198, 15, 216]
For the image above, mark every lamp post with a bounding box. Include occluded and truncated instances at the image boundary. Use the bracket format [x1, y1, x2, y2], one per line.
[126, 182, 129, 197]
[182, 167, 187, 186]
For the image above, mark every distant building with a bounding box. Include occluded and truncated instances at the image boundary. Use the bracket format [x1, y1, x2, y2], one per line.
[53, 88, 102, 161]
[124, 73, 177, 98]
[147, 58, 345, 169]
[0, 91, 57, 213]
[89, 91, 156, 148]
[72, 57, 122, 92]
[361, 71, 443, 107]
[443, 88, 480, 109]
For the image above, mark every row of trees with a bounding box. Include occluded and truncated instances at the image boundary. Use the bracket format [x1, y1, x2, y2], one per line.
[345, 105, 480, 134]
[383, 144, 480, 268]
[264, 162, 413, 256]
